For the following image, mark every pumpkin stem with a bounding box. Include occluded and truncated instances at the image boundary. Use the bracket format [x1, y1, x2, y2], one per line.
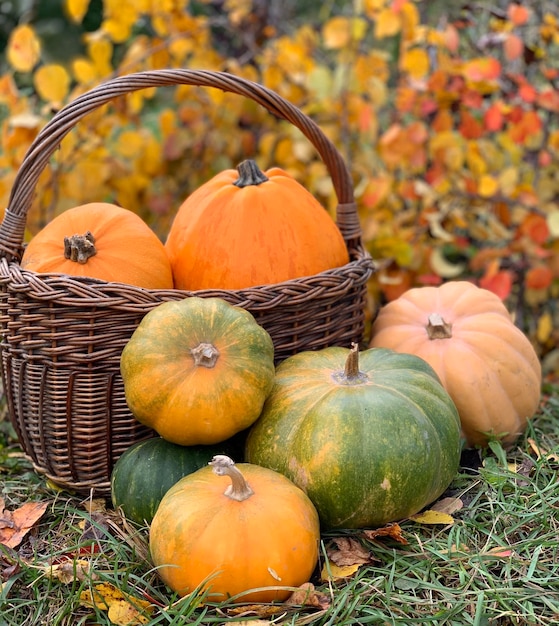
[210, 455, 254, 502]
[191, 342, 220, 368]
[426, 313, 453, 339]
[63, 231, 96, 264]
[332, 342, 368, 385]
[233, 160, 269, 188]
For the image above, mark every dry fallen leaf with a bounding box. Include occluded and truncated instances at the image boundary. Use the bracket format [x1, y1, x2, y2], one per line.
[46, 559, 94, 584]
[326, 536, 374, 566]
[80, 582, 154, 625]
[225, 605, 285, 618]
[527, 438, 559, 462]
[0, 498, 49, 549]
[430, 497, 464, 515]
[362, 522, 409, 545]
[286, 582, 330, 609]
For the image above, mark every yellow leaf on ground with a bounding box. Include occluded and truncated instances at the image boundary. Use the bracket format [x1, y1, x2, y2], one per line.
[34, 64, 70, 103]
[321, 562, 361, 582]
[409, 510, 455, 525]
[80, 582, 153, 625]
[6, 24, 41, 72]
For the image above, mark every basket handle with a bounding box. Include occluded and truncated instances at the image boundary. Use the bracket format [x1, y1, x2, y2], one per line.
[0, 69, 361, 261]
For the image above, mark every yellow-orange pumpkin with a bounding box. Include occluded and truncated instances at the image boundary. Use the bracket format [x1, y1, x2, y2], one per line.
[149, 455, 320, 603]
[21, 202, 174, 289]
[369, 281, 542, 448]
[165, 159, 350, 290]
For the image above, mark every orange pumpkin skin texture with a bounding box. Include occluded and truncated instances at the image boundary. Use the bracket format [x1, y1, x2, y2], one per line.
[21, 202, 174, 289]
[149, 456, 320, 603]
[165, 160, 350, 290]
[120, 297, 275, 445]
[369, 281, 542, 448]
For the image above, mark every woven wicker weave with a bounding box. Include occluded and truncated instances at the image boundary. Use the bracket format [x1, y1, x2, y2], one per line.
[0, 69, 375, 495]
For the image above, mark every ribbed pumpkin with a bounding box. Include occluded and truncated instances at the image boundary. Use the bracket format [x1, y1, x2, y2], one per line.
[369, 281, 542, 448]
[245, 344, 462, 530]
[21, 202, 173, 289]
[120, 297, 275, 445]
[149, 455, 320, 603]
[110, 435, 245, 525]
[165, 159, 350, 290]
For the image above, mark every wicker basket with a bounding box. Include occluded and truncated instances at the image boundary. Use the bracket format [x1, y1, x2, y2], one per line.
[0, 69, 375, 495]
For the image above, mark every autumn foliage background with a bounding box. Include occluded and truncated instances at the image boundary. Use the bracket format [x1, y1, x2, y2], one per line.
[0, 0, 558, 369]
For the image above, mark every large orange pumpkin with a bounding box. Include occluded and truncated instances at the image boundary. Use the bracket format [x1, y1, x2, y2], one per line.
[165, 159, 350, 290]
[149, 455, 320, 603]
[369, 281, 542, 448]
[21, 202, 174, 289]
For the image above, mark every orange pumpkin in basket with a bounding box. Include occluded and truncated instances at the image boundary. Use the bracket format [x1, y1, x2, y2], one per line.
[21, 202, 174, 289]
[165, 159, 350, 290]
[369, 281, 542, 448]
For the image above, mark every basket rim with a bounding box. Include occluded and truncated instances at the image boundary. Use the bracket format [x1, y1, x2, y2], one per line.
[0, 68, 368, 263]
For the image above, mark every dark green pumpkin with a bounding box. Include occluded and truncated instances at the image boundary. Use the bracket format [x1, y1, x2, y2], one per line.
[245, 344, 462, 530]
[111, 434, 245, 525]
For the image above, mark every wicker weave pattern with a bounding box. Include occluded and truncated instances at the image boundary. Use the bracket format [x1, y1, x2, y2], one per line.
[0, 70, 375, 495]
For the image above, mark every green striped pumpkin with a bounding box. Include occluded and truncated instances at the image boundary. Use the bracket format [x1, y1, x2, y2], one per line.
[111, 435, 245, 525]
[245, 345, 462, 530]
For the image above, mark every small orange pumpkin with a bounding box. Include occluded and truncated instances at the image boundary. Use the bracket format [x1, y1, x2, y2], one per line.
[165, 159, 350, 290]
[21, 202, 174, 289]
[149, 455, 320, 603]
[369, 281, 542, 448]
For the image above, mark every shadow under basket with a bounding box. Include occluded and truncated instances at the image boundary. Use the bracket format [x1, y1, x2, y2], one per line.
[0, 69, 375, 496]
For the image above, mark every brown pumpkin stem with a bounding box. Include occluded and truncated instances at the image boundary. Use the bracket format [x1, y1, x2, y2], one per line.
[233, 160, 269, 188]
[191, 343, 220, 368]
[426, 313, 453, 339]
[332, 342, 368, 385]
[63, 231, 96, 264]
[210, 455, 254, 502]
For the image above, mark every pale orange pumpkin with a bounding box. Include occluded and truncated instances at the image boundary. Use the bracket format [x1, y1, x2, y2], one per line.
[165, 159, 350, 290]
[369, 281, 542, 448]
[149, 455, 320, 603]
[21, 202, 174, 289]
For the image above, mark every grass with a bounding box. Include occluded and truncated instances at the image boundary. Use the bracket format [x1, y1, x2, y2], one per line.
[1, 388, 558, 626]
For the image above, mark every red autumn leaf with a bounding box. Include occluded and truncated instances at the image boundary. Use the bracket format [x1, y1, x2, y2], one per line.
[504, 33, 524, 61]
[463, 57, 501, 82]
[518, 83, 537, 103]
[459, 109, 484, 139]
[525, 265, 553, 290]
[507, 3, 530, 26]
[484, 103, 504, 132]
[537, 88, 559, 112]
[518, 214, 550, 245]
[479, 269, 514, 300]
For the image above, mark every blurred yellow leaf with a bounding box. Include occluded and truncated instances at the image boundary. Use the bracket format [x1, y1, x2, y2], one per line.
[400, 47, 430, 79]
[6, 24, 41, 72]
[375, 8, 402, 38]
[72, 58, 97, 84]
[34, 64, 70, 103]
[322, 16, 367, 49]
[410, 510, 455, 525]
[65, 0, 91, 23]
[537, 311, 553, 344]
[498, 166, 519, 196]
[87, 37, 113, 77]
[478, 174, 499, 198]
